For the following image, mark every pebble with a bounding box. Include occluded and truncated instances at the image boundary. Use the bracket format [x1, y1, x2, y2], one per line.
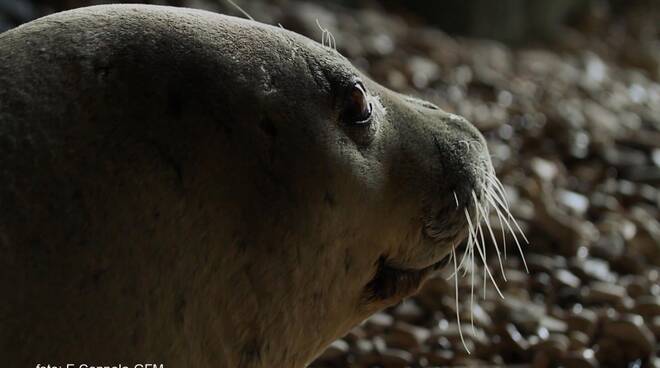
[564, 308, 598, 337]
[532, 334, 569, 360]
[502, 323, 530, 353]
[651, 316, 660, 338]
[583, 281, 627, 305]
[530, 157, 559, 181]
[559, 349, 598, 368]
[378, 348, 414, 367]
[419, 349, 453, 366]
[632, 295, 660, 319]
[557, 190, 590, 216]
[383, 322, 429, 350]
[390, 299, 425, 324]
[602, 314, 656, 356]
[364, 312, 393, 333]
[570, 257, 616, 283]
[314, 339, 349, 363]
[554, 269, 581, 289]
[568, 331, 590, 351]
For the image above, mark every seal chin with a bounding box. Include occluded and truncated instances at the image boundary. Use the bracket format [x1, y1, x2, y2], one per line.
[363, 174, 494, 304]
[362, 183, 493, 304]
[362, 217, 467, 305]
[362, 255, 446, 303]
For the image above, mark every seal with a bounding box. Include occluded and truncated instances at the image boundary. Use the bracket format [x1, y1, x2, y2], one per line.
[0, 4, 496, 367]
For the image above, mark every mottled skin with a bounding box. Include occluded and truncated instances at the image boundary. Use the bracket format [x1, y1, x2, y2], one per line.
[0, 5, 490, 367]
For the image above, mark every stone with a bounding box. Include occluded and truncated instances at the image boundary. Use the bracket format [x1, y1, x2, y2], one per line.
[431, 322, 489, 350]
[583, 281, 627, 305]
[568, 331, 590, 351]
[554, 269, 581, 289]
[558, 349, 598, 368]
[378, 348, 414, 368]
[621, 275, 649, 299]
[531, 333, 569, 360]
[364, 312, 393, 334]
[419, 349, 453, 366]
[531, 157, 559, 181]
[314, 339, 349, 363]
[354, 338, 374, 355]
[501, 323, 530, 354]
[539, 315, 568, 334]
[391, 299, 426, 324]
[564, 307, 598, 337]
[556, 189, 590, 216]
[383, 322, 430, 350]
[602, 314, 656, 356]
[650, 316, 660, 339]
[570, 257, 616, 283]
[632, 295, 660, 320]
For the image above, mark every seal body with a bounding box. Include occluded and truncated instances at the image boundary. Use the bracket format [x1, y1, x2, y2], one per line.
[0, 5, 492, 367]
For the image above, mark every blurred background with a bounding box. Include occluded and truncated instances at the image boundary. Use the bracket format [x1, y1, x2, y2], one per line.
[2, 0, 659, 367]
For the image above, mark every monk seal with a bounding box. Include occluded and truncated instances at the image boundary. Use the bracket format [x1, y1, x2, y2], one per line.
[0, 4, 500, 367]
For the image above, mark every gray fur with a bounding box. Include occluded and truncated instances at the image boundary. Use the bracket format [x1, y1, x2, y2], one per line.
[0, 5, 490, 367]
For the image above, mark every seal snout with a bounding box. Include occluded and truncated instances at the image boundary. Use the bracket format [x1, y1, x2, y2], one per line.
[422, 114, 494, 249]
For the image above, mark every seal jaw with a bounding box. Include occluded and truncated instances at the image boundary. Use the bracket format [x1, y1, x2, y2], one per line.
[363, 157, 495, 306]
[362, 255, 442, 303]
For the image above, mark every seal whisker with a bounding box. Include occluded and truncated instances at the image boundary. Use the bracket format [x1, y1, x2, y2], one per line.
[472, 190, 501, 300]
[451, 245, 471, 355]
[486, 172, 530, 249]
[478, 167, 510, 216]
[474, 193, 489, 299]
[459, 208, 474, 329]
[464, 208, 504, 299]
[450, 206, 475, 278]
[478, 172, 524, 240]
[459, 224, 473, 276]
[328, 32, 336, 50]
[478, 213, 487, 299]
[486, 190, 529, 273]
[446, 229, 470, 278]
[470, 230, 475, 332]
[475, 165, 515, 260]
[483, 178, 530, 247]
[470, 190, 485, 298]
[463, 207, 476, 333]
[449, 236, 469, 279]
[475, 193, 507, 282]
[483, 184, 508, 256]
[479, 167, 510, 210]
[225, 0, 255, 21]
[315, 19, 337, 50]
[315, 18, 327, 47]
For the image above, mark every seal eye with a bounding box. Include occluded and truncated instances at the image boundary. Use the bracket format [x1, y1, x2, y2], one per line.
[344, 82, 373, 125]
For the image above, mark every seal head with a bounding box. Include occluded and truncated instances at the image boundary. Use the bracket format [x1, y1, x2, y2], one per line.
[0, 5, 493, 367]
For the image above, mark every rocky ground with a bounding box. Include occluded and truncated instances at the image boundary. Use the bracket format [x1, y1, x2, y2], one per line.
[3, 1, 659, 367]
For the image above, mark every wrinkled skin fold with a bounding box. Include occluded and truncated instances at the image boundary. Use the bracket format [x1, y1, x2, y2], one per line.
[0, 5, 492, 367]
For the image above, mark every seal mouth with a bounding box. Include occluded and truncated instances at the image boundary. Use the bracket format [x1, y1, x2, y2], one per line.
[362, 162, 493, 304]
[363, 255, 449, 302]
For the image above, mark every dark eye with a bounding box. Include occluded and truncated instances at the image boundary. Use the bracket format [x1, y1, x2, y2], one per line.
[343, 82, 373, 125]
